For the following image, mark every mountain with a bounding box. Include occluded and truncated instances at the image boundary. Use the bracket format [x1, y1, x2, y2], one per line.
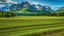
[19, 1, 37, 11]
[0, 1, 54, 13]
[42, 6, 54, 12]
[36, 4, 43, 11]
[18, 8, 39, 13]
[9, 4, 18, 10]
[32, 4, 36, 8]
[32, 4, 54, 12]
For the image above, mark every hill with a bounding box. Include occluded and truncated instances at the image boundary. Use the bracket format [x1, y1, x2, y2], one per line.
[56, 7, 64, 13]
[55, 7, 64, 16]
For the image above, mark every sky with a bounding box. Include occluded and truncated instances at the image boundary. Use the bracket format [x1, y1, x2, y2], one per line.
[0, 0, 64, 10]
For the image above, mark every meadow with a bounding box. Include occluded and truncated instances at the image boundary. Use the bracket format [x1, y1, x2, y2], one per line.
[0, 16, 64, 36]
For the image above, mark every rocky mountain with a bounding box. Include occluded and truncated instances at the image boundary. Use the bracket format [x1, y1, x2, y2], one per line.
[9, 4, 18, 10]
[36, 4, 43, 11]
[42, 6, 54, 12]
[0, 1, 54, 12]
[19, 1, 37, 12]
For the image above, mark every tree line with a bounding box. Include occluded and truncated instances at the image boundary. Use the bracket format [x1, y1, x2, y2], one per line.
[0, 11, 15, 17]
[39, 12, 64, 16]
[0, 10, 64, 17]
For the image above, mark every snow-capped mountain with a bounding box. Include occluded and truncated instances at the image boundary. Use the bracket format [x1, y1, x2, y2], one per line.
[19, 1, 37, 11]
[42, 6, 54, 12]
[36, 4, 43, 11]
[0, 1, 54, 12]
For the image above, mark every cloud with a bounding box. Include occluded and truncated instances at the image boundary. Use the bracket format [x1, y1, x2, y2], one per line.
[7, 0, 18, 4]
[0, 0, 6, 2]
[0, 0, 18, 4]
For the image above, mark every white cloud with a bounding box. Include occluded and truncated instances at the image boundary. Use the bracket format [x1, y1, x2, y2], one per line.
[0, 0, 18, 8]
[7, 0, 18, 4]
[0, 0, 18, 4]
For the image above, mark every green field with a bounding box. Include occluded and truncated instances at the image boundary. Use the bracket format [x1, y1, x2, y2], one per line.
[0, 16, 64, 36]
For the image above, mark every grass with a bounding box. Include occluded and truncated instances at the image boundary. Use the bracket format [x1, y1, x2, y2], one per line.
[0, 16, 64, 36]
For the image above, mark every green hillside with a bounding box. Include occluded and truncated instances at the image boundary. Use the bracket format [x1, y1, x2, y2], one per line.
[8, 8, 38, 14]
[56, 7, 64, 13]
[55, 7, 64, 16]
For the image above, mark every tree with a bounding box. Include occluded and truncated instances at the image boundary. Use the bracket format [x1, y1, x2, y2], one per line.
[0, 11, 3, 17]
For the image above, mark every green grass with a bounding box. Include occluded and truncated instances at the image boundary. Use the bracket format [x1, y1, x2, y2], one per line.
[0, 16, 64, 36]
[0, 16, 64, 28]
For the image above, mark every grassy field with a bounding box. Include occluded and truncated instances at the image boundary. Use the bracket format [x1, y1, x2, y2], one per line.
[0, 16, 64, 36]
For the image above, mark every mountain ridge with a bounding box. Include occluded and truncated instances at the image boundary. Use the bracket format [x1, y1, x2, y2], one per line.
[0, 1, 54, 12]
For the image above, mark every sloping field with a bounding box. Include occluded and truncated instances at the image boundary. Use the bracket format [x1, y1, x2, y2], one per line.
[0, 16, 64, 36]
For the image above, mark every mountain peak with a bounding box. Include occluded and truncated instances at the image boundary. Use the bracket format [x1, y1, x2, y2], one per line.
[21, 2, 25, 4]
[25, 1, 29, 3]
[24, 1, 30, 5]
[37, 4, 42, 7]
[32, 4, 36, 6]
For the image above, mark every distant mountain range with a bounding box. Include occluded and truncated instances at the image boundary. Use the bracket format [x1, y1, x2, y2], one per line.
[0, 1, 54, 12]
[0, 1, 64, 16]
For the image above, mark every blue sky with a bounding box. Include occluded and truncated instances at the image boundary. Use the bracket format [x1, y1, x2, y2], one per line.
[0, 0, 64, 10]
[13, 0, 64, 10]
